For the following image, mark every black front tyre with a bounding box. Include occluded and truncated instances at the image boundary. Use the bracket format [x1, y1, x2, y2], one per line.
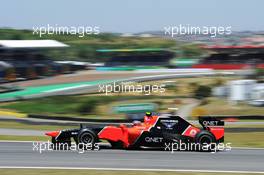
[51, 137, 71, 150]
[77, 130, 98, 150]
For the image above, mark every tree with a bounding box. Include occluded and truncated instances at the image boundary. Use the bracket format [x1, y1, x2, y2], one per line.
[194, 85, 212, 99]
[77, 99, 98, 114]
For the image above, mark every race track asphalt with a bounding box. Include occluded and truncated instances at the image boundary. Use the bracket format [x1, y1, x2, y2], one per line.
[0, 141, 263, 173]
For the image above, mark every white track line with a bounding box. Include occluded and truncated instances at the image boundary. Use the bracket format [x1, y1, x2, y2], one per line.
[0, 166, 263, 174]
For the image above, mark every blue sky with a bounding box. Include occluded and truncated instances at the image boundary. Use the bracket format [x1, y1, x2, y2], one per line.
[0, 0, 263, 33]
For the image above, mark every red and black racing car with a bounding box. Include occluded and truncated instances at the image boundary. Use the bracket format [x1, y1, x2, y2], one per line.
[45, 113, 224, 150]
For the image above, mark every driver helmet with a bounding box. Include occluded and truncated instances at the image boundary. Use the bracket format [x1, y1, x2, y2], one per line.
[145, 112, 152, 117]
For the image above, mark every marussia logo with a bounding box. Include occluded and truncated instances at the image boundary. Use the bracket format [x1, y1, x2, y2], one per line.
[160, 120, 178, 129]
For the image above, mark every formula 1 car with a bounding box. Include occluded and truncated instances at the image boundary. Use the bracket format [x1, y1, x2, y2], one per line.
[45, 114, 224, 150]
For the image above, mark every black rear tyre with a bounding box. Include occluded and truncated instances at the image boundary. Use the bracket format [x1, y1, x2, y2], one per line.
[195, 130, 216, 151]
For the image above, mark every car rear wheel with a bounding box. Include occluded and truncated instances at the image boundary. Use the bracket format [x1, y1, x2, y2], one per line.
[195, 130, 216, 151]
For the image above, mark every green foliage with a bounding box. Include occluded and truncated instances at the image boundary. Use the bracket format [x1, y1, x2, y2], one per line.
[0, 95, 177, 116]
[194, 85, 212, 99]
[0, 95, 122, 115]
[256, 68, 264, 77]
[212, 78, 225, 87]
[180, 43, 205, 58]
[77, 99, 99, 114]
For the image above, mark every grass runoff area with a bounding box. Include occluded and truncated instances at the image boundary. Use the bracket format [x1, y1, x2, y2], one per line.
[0, 169, 262, 175]
[0, 95, 178, 118]
[197, 97, 264, 116]
[1, 76, 262, 117]
[0, 77, 263, 147]
[0, 121, 77, 131]
[1, 95, 263, 118]
[0, 135, 47, 141]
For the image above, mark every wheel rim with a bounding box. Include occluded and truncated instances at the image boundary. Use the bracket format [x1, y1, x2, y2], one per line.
[80, 133, 94, 144]
[199, 135, 212, 145]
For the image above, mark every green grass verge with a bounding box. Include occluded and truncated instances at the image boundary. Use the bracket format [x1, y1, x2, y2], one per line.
[0, 135, 48, 141]
[0, 96, 112, 116]
[198, 97, 264, 116]
[0, 169, 261, 175]
[0, 95, 177, 117]
[0, 121, 77, 130]
[226, 124, 264, 128]
[225, 132, 264, 148]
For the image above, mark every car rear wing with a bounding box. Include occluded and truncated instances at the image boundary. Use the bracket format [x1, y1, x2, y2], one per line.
[198, 116, 224, 129]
